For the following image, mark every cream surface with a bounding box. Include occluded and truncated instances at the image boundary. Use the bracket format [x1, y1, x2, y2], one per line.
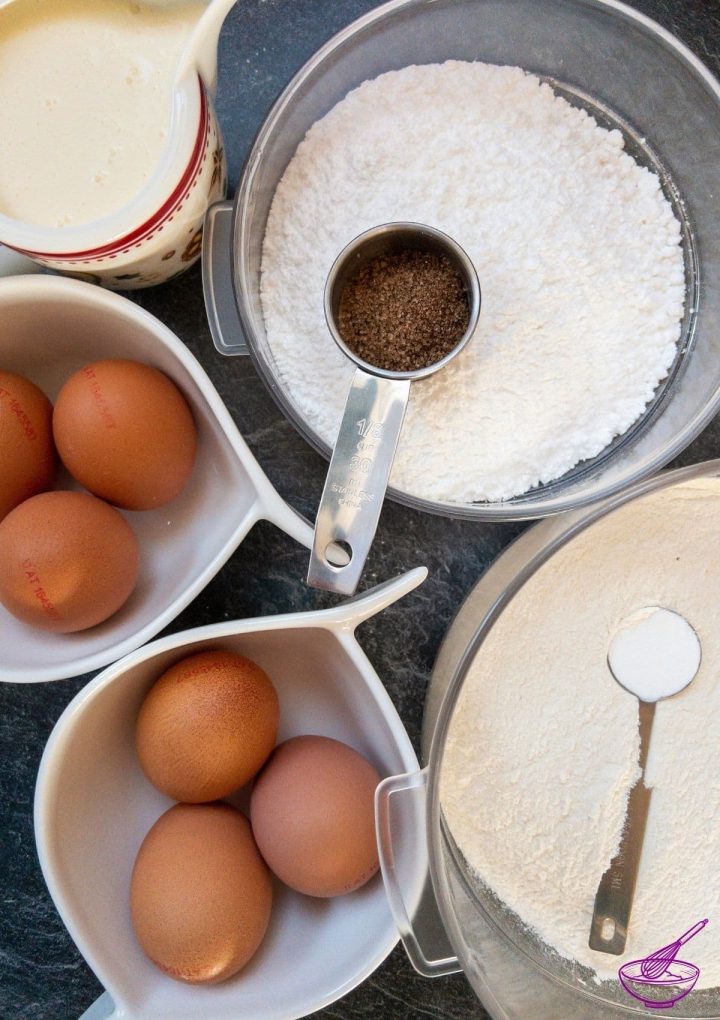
[440, 477, 720, 987]
[0, 0, 203, 228]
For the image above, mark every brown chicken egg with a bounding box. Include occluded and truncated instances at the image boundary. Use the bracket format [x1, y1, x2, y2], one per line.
[130, 802, 272, 984]
[0, 370, 56, 521]
[250, 735, 381, 898]
[136, 650, 279, 802]
[53, 358, 197, 510]
[0, 490, 139, 632]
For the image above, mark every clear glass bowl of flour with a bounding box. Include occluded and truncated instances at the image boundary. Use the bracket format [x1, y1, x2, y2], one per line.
[412, 460, 720, 1019]
[206, 0, 720, 519]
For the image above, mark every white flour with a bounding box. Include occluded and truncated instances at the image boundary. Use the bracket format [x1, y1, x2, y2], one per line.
[261, 62, 685, 503]
[440, 477, 720, 986]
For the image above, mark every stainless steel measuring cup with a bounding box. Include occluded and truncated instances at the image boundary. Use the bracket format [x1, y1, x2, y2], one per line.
[307, 222, 481, 594]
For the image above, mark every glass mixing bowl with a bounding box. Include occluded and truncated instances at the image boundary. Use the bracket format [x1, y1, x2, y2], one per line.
[380, 459, 720, 1019]
[204, 0, 720, 520]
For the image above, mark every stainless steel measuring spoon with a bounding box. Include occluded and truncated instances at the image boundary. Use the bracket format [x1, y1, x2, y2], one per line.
[307, 222, 481, 594]
[589, 607, 701, 954]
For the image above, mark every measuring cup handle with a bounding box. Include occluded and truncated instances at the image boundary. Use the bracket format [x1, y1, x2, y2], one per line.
[307, 368, 410, 594]
[376, 769, 461, 977]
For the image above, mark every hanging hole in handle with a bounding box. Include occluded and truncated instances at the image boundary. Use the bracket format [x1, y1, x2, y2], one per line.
[325, 540, 352, 568]
[601, 918, 617, 942]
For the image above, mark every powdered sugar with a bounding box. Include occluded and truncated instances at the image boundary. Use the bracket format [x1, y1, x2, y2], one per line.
[440, 478, 720, 986]
[261, 61, 685, 503]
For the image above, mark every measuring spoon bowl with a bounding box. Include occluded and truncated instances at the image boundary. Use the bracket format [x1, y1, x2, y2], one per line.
[589, 607, 702, 954]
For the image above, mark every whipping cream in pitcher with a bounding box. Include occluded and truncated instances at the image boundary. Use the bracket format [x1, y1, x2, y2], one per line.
[0, 0, 205, 228]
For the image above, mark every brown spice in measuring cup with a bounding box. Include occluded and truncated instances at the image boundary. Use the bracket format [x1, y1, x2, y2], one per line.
[337, 250, 470, 373]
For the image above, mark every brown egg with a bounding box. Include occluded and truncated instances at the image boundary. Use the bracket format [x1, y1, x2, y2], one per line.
[130, 802, 272, 984]
[0, 491, 139, 632]
[250, 735, 381, 897]
[0, 371, 56, 521]
[53, 358, 197, 510]
[136, 650, 279, 802]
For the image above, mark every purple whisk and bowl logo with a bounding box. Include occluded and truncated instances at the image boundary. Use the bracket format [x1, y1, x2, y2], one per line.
[619, 919, 708, 1009]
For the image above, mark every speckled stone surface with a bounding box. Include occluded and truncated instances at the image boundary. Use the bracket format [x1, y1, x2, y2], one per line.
[2, 1, 720, 1017]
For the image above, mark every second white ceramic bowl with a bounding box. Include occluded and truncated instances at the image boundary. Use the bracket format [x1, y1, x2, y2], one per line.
[35, 569, 426, 1020]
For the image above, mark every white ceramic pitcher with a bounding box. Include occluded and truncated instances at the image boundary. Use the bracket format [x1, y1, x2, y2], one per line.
[0, 0, 235, 289]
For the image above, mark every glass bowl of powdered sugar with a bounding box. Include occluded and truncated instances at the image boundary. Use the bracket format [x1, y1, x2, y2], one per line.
[204, 0, 720, 520]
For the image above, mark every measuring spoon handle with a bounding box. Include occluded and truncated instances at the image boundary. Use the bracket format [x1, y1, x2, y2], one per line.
[307, 368, 410, 594]
[589, 699, 656, 954]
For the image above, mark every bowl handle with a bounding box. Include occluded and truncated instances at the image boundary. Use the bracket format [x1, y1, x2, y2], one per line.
[78, 992, 120, 1020]
[318, 567, 428, 630]
[202, 200, 250, 356]
[375, 768, 461, 978]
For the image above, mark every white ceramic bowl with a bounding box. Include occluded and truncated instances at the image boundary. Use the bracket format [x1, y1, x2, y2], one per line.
[34, 569, 425, 1020]
[0, 274, 312, 683]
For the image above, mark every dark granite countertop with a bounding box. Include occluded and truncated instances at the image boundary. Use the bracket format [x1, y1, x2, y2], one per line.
[2, 0, 720, 1017]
